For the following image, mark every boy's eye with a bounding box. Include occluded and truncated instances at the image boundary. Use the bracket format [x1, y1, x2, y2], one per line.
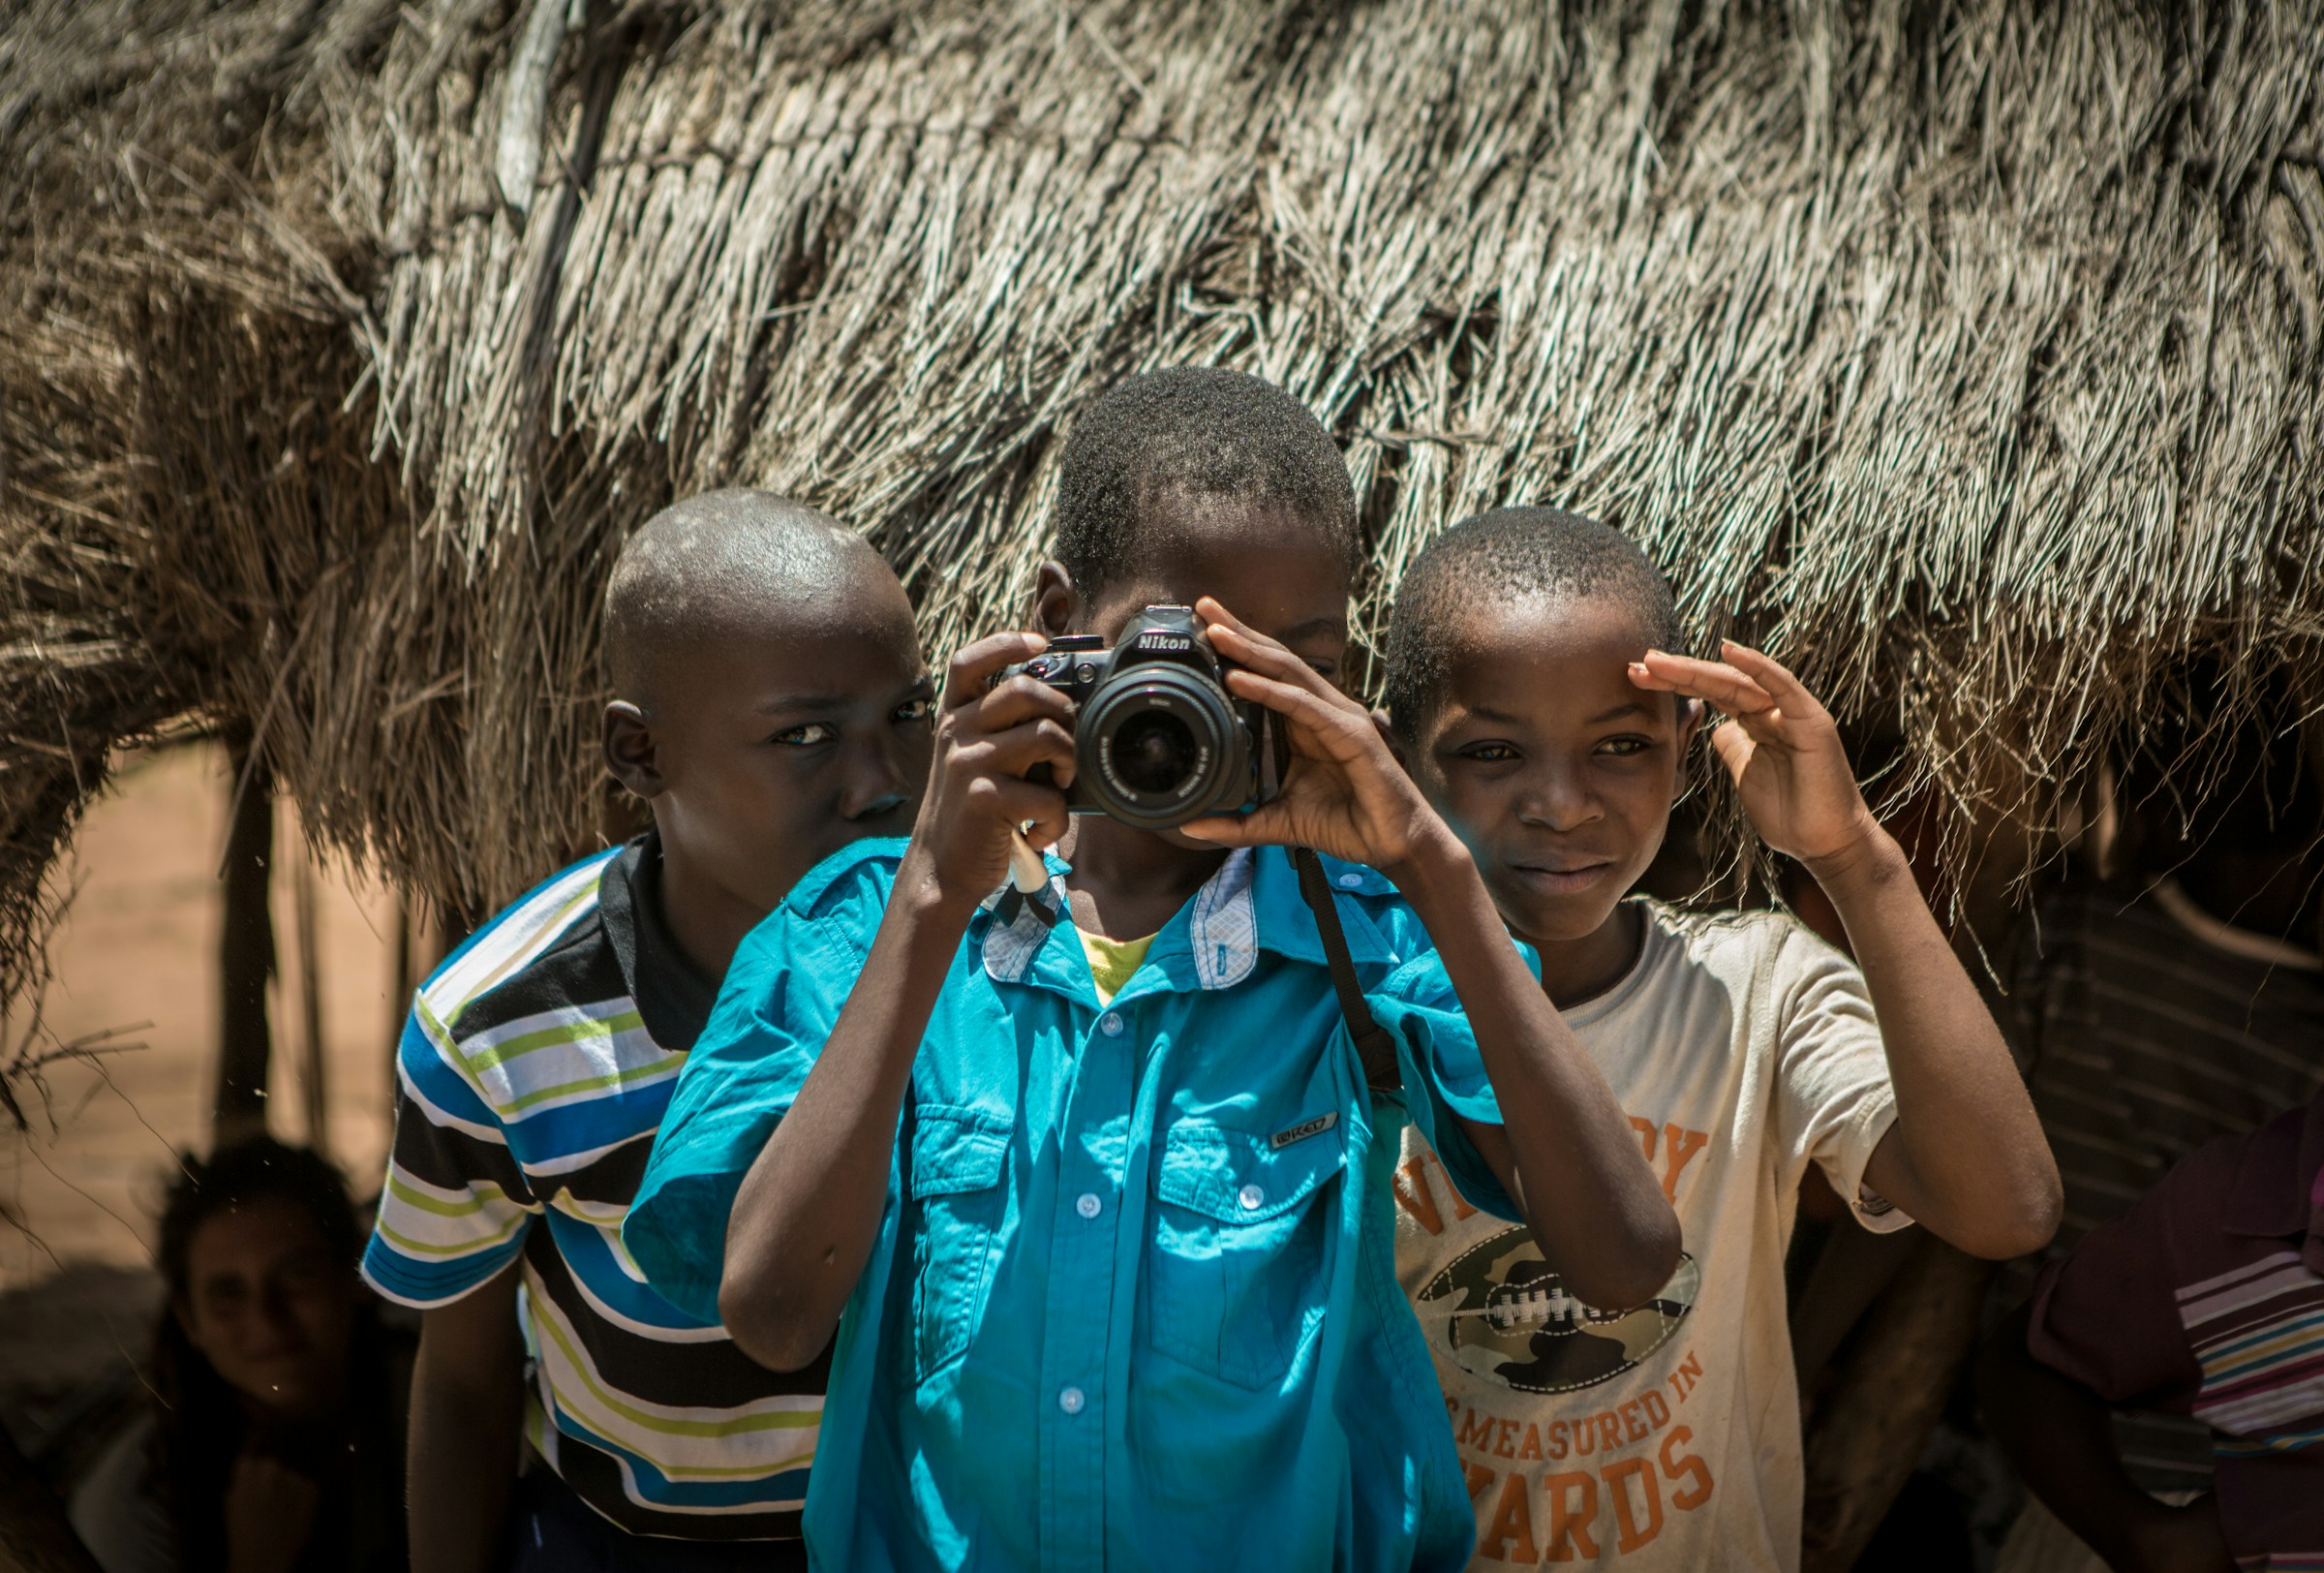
[892, 696, 934, 725]
[1456, 742, 1520, 764]
[771, 722, 841, 747]
[1597, 736, 1652, 757]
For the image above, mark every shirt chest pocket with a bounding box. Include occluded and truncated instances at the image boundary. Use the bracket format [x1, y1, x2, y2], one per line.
[904, 1106, 1013, 1386]
[1147, 1116, 1348, 1390]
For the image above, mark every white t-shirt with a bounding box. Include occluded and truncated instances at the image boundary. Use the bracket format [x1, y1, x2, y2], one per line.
[1394, 901, 1909, 1572]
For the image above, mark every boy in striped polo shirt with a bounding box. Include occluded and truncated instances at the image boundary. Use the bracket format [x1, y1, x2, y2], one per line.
[1983, 1086, 2324, 1571]
[362, 490, 935, 1571]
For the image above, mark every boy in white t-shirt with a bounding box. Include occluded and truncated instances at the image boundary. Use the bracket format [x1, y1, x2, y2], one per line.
[1380, 508, 2063, 1571]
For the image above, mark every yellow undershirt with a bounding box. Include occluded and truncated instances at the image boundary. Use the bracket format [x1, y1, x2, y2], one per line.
[1077, 927, 1156, 1006]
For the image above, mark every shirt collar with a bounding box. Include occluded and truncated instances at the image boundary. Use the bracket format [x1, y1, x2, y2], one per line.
[2221, 1094, 2324, 1273]
[973, 845, 1403, 994]
[597, 831, 719, 1052]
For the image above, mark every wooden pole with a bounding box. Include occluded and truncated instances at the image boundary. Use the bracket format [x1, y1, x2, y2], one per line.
[214, 732, 273, 1145]
[291, 843, 327, 1158]
[387, 892, 413, 1098]
[1799, 1236, 1997, 1573]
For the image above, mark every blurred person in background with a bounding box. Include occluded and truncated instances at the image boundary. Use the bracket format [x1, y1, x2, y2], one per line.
[68, 1136, 410, 1573]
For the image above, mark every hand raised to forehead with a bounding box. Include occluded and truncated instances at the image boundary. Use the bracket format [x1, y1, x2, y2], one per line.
[1628, 640, 1880, 873]
[1179, 598, 1440, 875]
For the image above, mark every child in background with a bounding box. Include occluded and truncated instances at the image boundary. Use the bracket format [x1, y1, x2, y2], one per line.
[362, 491, 934, 1571]
[1381, 508, 2060, 1570]
[624, 369, 1678, 1570]
[71, 1138, 408, 1573]
[1979, 1086, 2324, 1572]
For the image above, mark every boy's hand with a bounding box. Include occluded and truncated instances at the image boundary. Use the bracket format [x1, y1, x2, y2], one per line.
[908, 632, 1077, 912]
[2121, 1496, 2234, 1573]
[1630, 640, 1881, 875]
[1180, 598, 1449, 878]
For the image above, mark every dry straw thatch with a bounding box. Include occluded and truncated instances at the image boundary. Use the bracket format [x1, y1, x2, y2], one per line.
[4, 0, 2322, 1001]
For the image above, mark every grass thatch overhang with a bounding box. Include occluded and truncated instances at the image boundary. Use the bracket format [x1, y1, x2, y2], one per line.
[4, 0, 2322, 1007]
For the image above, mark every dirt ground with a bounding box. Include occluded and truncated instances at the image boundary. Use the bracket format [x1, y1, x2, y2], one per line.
[0, 742, 407, 1444]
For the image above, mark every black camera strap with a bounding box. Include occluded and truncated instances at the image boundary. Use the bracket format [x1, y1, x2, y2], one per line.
[1291, 847, 1402, 1095]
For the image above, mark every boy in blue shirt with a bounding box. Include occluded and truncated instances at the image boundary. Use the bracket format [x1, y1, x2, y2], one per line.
[624, 370, 1678, 1570]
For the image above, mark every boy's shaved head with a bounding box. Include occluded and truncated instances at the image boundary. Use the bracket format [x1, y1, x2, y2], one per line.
[605, 489, 899, 708]
[1385, 507, 1682, 737]
[1054, 366, 1359, 598]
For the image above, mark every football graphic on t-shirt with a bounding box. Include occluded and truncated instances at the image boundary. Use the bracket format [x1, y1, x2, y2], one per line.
[1414, 1227, 1697, 1395]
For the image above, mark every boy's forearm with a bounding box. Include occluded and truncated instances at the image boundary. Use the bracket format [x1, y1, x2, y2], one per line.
[721, 853, 968, 1371]
[1977, 1306, 2192, 1570]
[1389, 830, 1681, 1310]
[1808, 828, 2061, 1258]
[409, 1277, 526, 1573]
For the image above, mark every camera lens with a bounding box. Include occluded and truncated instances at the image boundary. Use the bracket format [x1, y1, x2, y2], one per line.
[1105, 709, 1201, 796]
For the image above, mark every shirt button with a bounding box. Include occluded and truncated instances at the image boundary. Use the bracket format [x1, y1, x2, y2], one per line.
[1076, 1191, 1103, 1219]
[1338, 872, 1362, 889]
[1238, 1183, 1266, 1211]
[1100, 1013, 1124, 1036]
[1057, 1386, 1086, 1415]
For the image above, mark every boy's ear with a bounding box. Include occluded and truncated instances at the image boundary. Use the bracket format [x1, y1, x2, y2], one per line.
[603, 701, 665, 799]
[1032, 561, 1080, 638]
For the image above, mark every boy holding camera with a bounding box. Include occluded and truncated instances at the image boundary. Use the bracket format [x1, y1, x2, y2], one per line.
[365, 492, 934, 1570]
[1378, 508, 2060, 1570]
[624, 370, 1676, 1569]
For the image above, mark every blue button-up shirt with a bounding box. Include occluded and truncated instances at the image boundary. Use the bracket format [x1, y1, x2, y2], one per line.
[626, 839, 1521, 1571]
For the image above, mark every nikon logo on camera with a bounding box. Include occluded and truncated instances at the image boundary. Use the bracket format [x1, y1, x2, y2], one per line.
[1135, 632, 1194, 653]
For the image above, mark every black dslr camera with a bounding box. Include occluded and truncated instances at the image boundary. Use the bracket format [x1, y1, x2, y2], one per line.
[998, 605, 1288, 831]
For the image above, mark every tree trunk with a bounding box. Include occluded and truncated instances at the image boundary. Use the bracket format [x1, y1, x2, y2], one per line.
[214, 733, 273, 1145]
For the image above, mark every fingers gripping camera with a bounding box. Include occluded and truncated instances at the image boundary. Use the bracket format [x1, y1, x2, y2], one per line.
[999, 605, 1290, 831]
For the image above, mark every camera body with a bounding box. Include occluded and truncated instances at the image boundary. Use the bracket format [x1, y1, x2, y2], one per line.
[999, 604, 1287, 831]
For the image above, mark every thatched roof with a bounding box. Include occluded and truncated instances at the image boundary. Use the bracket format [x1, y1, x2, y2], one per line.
[5, 0, 2321, 997]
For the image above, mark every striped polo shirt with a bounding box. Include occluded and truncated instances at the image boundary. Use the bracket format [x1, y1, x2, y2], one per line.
[362, 837, 826, 1540]
[2028, 1093, 2324, 1569]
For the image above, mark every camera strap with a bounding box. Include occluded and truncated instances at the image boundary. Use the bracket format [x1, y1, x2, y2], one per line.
[1291, 847, 1402, 1095]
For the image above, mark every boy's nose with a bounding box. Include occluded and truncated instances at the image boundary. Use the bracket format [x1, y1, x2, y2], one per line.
[1518, 768, 1602, 832]
[840, 742, 913, 821]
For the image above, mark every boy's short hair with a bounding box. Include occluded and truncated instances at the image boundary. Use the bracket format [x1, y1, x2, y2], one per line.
[1053, 366, 1359, 598]
[603, 488, 887, 707]
[1383, 506, 1682, 737]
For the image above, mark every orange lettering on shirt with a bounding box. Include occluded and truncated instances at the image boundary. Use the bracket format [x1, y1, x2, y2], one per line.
[1641, 1391, 1670, 1430]
[1495, 1419, 1520, 1459]
[1545, 1421, 1570, 1461]
[1629, 1116, 1659, 1163]
[1620, 1399, 1648, 1443]
[1436, 1153, 1481, 1220]
[1480, 1472, 1539, 1561]
[1457, 1407, 1499, 1451]
[1596, 1414, 1625, 1454]
[1659, 1125, 1709, 1202]
[1461, 1459, 1498, 1503]
[1605, 1457, 1665, 1552]
[1518, 1424, 1544, 1462]
[1667, 1348, 1703, 1402]
[1660, 1427, 1714, 1511]
[1395, 1157, 1445, 1235]
[1541, 1472, 1601, 1562]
